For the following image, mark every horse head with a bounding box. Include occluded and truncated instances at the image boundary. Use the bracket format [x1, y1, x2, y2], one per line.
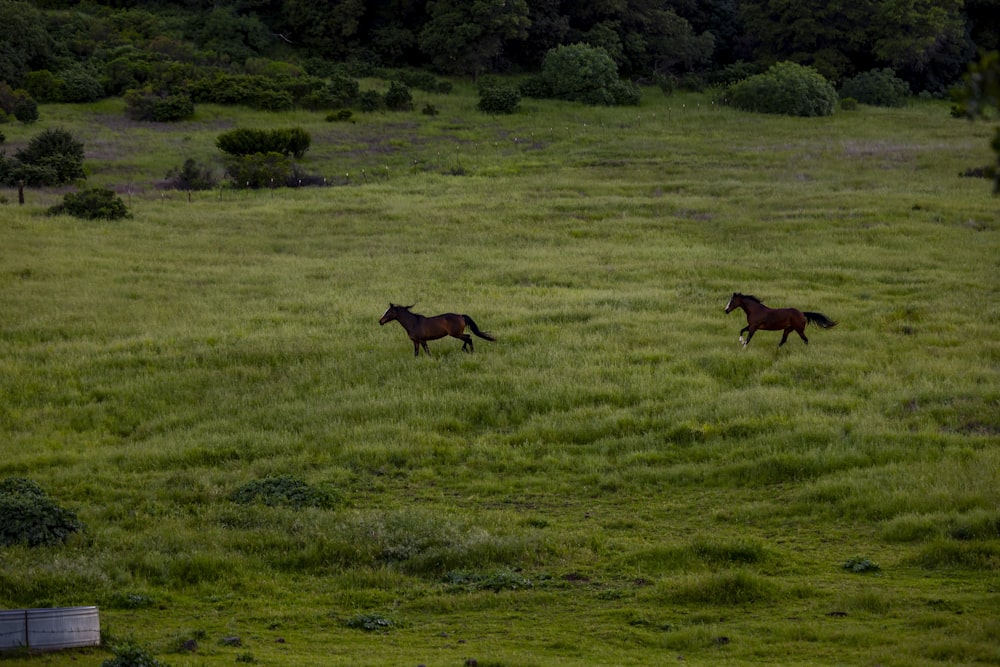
[379, 303, 415, 325]
[725, 292, 741, 313]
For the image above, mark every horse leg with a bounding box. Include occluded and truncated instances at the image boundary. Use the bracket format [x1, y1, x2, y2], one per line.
[421, 341, 431, 356]
[411, 339, 420, 356]
[798, 328, 809, 345]
[742, 327, 756, 347]
[739, 325, 750, 345]
[459, 334, 474, 352]
[779, 328, 792, 346]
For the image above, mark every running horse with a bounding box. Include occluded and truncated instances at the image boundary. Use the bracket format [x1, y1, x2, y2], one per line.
[725, 293, 837, 347]
[379, 303, 496, 357]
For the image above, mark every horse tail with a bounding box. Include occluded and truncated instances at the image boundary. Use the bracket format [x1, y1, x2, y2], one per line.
[463, 315, 496, 341]
[804, 312, 838, 329]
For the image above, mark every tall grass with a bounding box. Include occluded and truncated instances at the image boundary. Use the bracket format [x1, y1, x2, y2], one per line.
[0, 86, 997, 665]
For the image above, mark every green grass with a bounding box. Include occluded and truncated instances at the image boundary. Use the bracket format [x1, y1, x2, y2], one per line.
[1, 86, 998, 666]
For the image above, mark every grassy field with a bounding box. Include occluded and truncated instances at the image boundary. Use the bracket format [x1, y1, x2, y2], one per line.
[1, 83, 999, 666]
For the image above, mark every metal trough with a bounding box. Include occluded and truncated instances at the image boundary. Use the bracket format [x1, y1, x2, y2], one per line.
[0, 606, 100, 651]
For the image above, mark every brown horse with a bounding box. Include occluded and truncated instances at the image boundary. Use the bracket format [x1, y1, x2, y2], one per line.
[379, 303, 496, 357]
[725, 293, 837, 347]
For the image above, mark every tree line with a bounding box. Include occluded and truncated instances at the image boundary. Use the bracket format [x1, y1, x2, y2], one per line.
[1, 0, 997, 98]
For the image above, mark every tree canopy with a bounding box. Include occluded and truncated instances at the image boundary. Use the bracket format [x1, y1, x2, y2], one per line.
[0, 0, 995, 97]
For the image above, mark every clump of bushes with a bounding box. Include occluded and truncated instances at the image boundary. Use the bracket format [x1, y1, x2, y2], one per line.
[839, 68, 911, 107]
[342, 613, 395, 632]
[216, 127, 311, 159]
[230, 475, 337, 509]
[727, 61, 838, 117]
[124, 89, 195, 122]
[0, 477, 83, 547]
[47, 187, 131, 220]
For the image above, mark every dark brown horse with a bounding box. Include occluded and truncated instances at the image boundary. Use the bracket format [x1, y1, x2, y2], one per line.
[725, 293, 837, 347]
[379, 303, 496, 356]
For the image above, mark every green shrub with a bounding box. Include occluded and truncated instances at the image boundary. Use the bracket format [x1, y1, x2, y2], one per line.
[539, 43, 640, 106]
[326, 109, 353, 122]
[0, 477, 83, 547]
[343, 613, 394, 632]
[840, 97, 858, 111]
[728, 61, 838, 117]
[358, 90, 382, 112]
[7, 128, 85, 185]
[124, 89, 194, 122]
[163, 158, 217, 190]
[230, 475, 337, 509]
[478, 81, 521, 115]
[216, 127, 311, 158]
[102, 640, 169, 667]
[384, 81, 414, 111]
[61, 68, 104, 103]
[224, 152, 293, 189]
[13, 96, 38, 124]
[840, 68, 911, 107]
[47, 187, 131, 220]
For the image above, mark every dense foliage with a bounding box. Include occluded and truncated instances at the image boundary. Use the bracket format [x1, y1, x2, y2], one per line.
[0, 127, 84, 186]
[216, 127, 311, 158]
[839, 68, 911, 107]
[0, 477, 83, 547]
[528, 43, 641, 106]
[47, 186, 131, 220]
[0, 0, 995, 103]
[728, 61, 838, 117]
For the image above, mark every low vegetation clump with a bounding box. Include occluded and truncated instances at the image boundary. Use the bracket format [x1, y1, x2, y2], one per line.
[0, 477, 83, 547]
[728, 61, 838, 116]
[840, 68, 911, 107]
[230, 475, 337, 509]
[47, 187, 131, 220]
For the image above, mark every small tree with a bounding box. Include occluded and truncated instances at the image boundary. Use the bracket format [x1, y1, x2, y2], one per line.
[4, 128, 85, 186]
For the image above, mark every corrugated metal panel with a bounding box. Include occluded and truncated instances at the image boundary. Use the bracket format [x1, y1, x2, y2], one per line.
[0, 607, 100, 650]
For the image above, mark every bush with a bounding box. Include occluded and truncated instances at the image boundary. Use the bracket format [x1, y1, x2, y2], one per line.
[728, 61, 838, 117]
[124, 89, 194, 122]
[224, 152, 293, 189]
[163, 158, 216, 190]
[61, 68, 104, 103]
[102, 640, 169, 667]
[539, 43, 640, 106]
[326, 109, 353, 122]
[384, 81, 414, 111]
[840, 68, 911, 107]
[47, 187, 131, 220]
[0, 477, 83, 547]
[478, 80, 521, 114]
[840, 97, 858, 111]
[358, 90, 382, 112]
[5, 128, 85, 186]
[13, 96, 38, 124]
[230, 475, 337, 509]
[216, 127, 311, 158]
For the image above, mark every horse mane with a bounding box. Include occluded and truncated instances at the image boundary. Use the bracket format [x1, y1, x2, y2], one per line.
[738, 293, 763, 304]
